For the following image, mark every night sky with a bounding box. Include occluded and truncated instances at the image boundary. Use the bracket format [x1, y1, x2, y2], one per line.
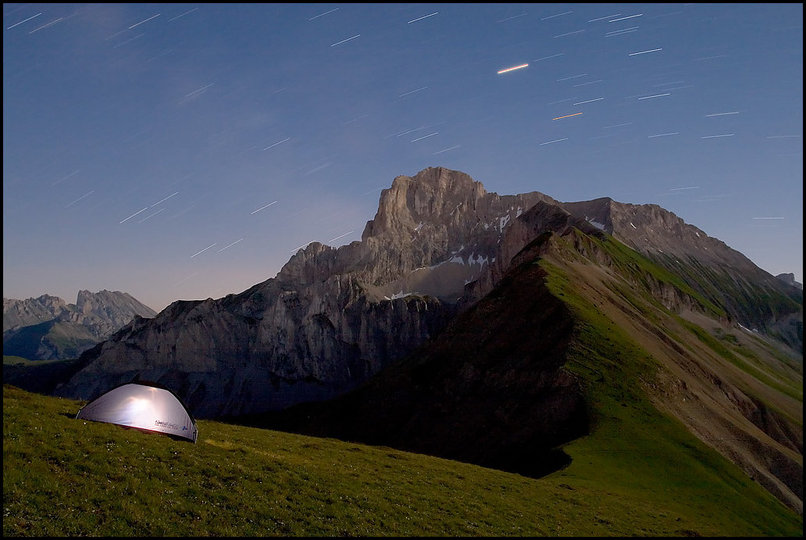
[3, 3, 802, 312]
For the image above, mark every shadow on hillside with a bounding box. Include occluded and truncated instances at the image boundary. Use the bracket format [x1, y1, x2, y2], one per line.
[2, 359, 82, 396]
[227, 412, 581, 481]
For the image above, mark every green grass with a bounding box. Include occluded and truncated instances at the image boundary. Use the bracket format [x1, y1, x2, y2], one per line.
[3, 355, 76, 366]
[4, 383, 802, 537]
[677, 319, 803, 403]
[3, 355, 35, 365]
[537, 253, 802, 537]
[589, 235, 727, 319]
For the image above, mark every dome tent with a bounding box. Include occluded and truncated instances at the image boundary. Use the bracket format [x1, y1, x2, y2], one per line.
[76, 381, 198, 443]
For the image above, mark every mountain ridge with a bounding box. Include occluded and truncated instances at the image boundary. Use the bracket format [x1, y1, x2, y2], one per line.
[44, 167, 802, 513]
[53, 167, 801, 412]
[3, 290, 157, 360]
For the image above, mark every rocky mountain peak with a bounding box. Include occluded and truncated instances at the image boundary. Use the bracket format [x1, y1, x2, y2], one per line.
[277, 241, 335, 284]
[361, 167, 487, 241]
[3, 295, 68, 332]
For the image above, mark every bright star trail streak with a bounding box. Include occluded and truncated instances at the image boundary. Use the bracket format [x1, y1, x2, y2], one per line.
[217, 238, 244, 253]
[574, 98, 604, 105]
[190, 243, 217, 258]
[605, 27, 639, 37]
[588, 14, 621, 22]
[638, 93, 671, 100]
[629, 48, 663, 56]
[497, 13, 527, 23]
[128, 14, 160, 29]
[553, 112, 583, 120]
[308, 8, 339, 21]
[251, 201, 278, 214]
[330, 34, 360, 47]
[167, 8, 198, 22]
[29, 18, 63, 34]
[408, 12, 438, 24]
[610, 14, 643, 22]
[497, 64, 529, 74]
[263, 138, 290, 150]
[542, 11, 573, 20]
[554, 30, 585, 38]
[6, 12, 41, 29]
[411, 132, 438, 142]
[150, 192, 179, 207]
[119, 207, 148, 224]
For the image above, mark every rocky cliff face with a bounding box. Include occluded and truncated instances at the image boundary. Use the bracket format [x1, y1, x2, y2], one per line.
[57, 167, 555, 417]
[63, 277, 454, 418]
[71, 289, 158, 338]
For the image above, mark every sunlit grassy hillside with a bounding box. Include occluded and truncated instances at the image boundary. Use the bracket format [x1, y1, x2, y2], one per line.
[3, 383, 802, 537]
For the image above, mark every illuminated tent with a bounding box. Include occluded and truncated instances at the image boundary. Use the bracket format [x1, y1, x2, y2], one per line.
[76, 382, 198, 443]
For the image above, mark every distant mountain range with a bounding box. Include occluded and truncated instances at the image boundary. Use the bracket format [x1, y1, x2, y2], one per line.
[3, 290, 156, 360]
[33, 167, 802, 515]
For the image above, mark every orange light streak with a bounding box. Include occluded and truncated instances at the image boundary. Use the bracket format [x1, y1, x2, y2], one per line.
[552, 112, 583, 120]
[497, 63, 529, 74]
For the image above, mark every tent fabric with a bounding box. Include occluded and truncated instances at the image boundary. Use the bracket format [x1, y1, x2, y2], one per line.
[76, 382, 198, 443]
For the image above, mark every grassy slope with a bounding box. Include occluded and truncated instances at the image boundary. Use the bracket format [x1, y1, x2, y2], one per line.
[2, 383, 801, 537]
[540, 263, 799, 534]
[538, 233, 802, 534]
